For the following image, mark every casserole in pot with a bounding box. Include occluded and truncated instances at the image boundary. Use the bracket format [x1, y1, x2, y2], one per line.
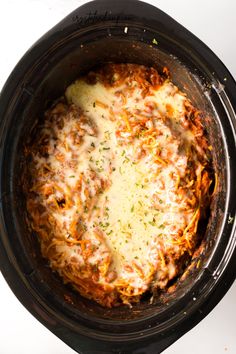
[0, 1, 236, 353]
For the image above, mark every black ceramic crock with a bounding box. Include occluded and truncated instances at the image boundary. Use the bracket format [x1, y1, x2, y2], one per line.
[0, 0, 236, 353]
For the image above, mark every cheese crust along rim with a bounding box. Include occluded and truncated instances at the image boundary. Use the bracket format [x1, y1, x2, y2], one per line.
[23, 64, 213, 308]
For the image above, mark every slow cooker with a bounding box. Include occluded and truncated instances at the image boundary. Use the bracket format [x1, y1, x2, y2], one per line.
[0, 0, 236, 353]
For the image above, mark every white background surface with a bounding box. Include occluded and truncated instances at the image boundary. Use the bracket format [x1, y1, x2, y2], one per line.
[0, 1, 235, 353]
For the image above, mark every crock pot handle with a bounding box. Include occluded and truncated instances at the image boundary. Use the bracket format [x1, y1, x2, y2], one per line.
[55, 327, 178, 354]
[53, 0, 177, 36]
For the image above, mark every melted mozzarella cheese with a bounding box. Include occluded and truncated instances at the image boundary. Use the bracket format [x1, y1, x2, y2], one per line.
[27, 65, 210, 307]
[64, 78, 193, 286]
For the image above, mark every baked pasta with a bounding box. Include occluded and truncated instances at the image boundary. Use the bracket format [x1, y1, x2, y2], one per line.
[24, 64, 213, 307]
